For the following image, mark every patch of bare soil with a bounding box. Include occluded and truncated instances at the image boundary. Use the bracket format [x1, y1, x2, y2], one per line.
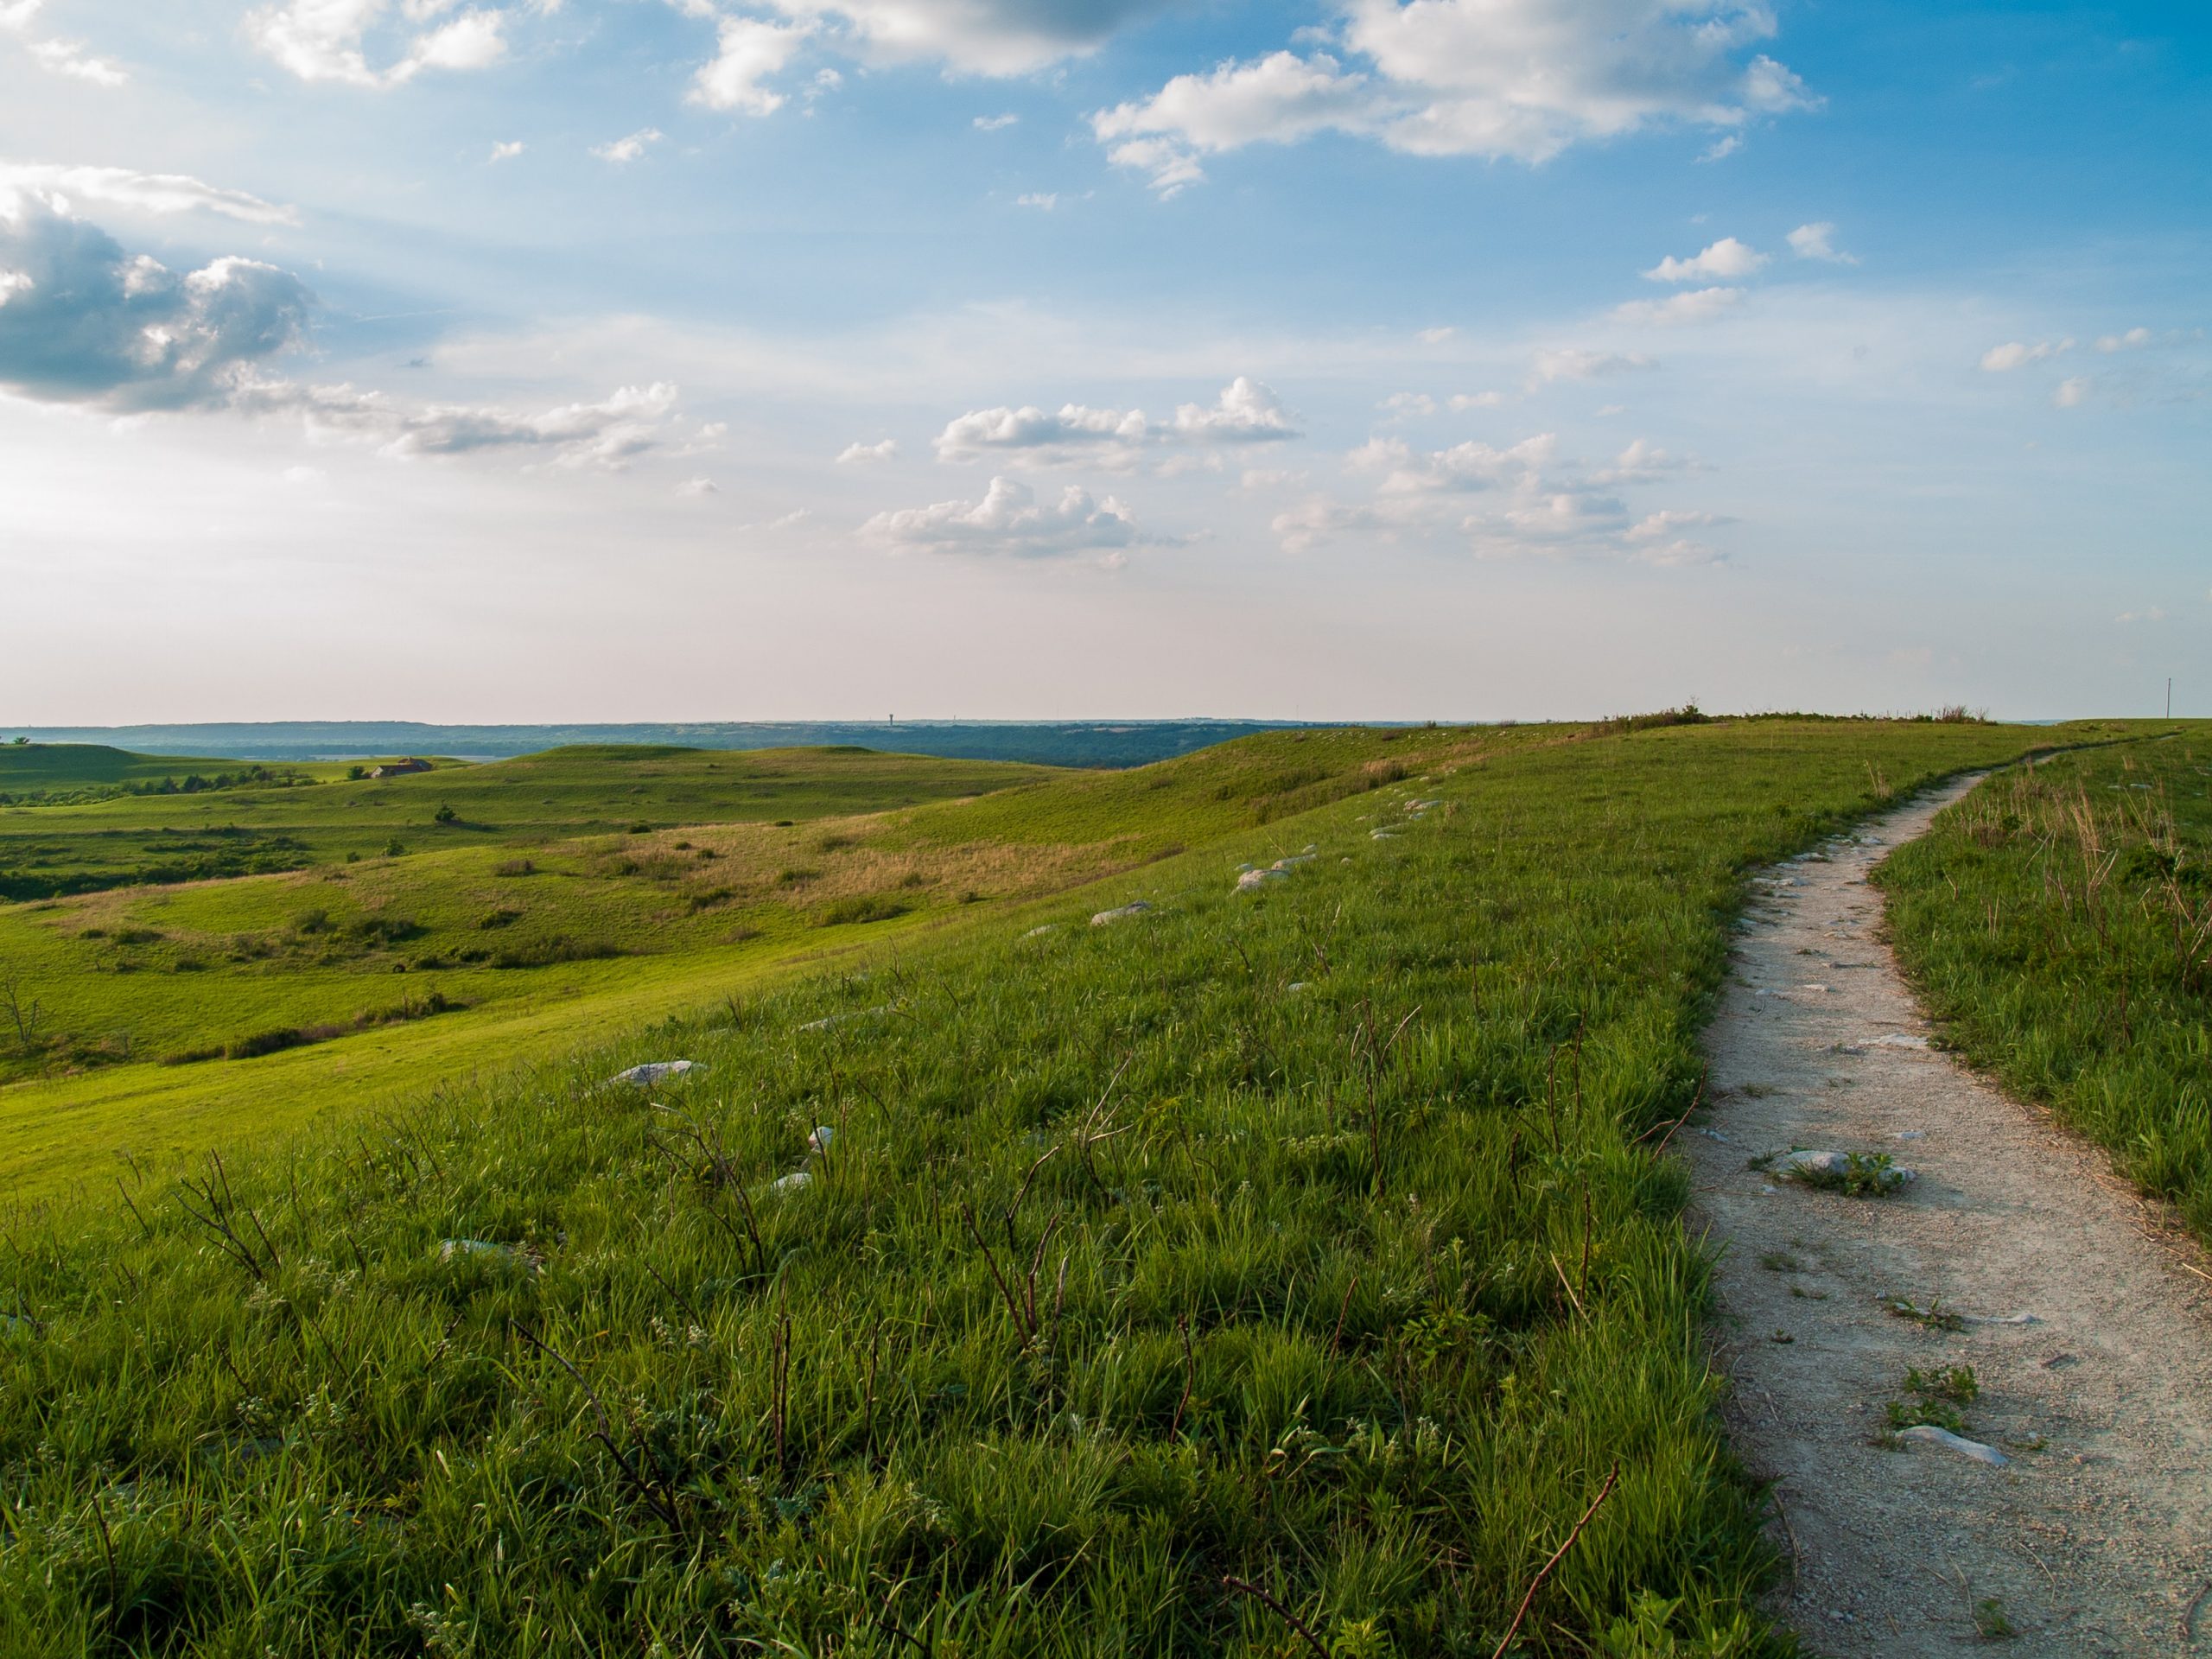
[1691, 774, 2212, 1656]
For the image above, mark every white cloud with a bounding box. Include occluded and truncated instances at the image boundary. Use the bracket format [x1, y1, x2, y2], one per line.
[1379, 391, 1435, 417]
[862, 475, 1149, 557]
[0, 1, 44, 28]
[0, 194, 315, 410]
[1448, 390, 1504, 410]
[765, 0, 1166, 76]
[690, 16, 810, 115]
[1094, 0, 1820, 193]
[1697, 134, 1742, 162]
[239, 378, 683, 469]
[1015, 192, 1059, 210]
[1786, 220, 1853, 263]
[933, 377, 1300, 466]
[1979, 339, 2069, 372]
[246, 0, 514, 89]
[2052, 376, 2089, 409]
[974, 112, 1019, 130]
[1643, 237, 1765, 283]
[836, 436, 899, 462]
[1530, 347, 1656, 383]
[26, 35, 125, 84]
[0, 164, 296, 225]
[1418, 325, 1458, 346]
[489, 140, 525, 161]
[2114, 606, 2166, 624]
[1611, 285, 1745, 327]
[1350, 431, 1557, 494]
[1625, 506, 1726, 540]
[593, 128, 664, 163]
[2095, 327, 2152, 353]
[677, 476, 719, 496]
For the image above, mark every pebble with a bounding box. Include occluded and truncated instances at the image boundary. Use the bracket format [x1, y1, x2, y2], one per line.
[1090, 902, 1154, 925]
[610, 1060, 699, 1087]
[1897, 1424, 2009, 1466]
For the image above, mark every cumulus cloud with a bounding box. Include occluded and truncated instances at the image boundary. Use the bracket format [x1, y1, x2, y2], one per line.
[594, 129, 664, 163]
[677, 475, 719, 496]
[764, 0, 1168, 76]
[690, 16, 810, 114]
[246, 0, 516, 89]
[3, 1, 126, 84]
[1276, 422, 1726, 565]
[2052, 376, 2089, 409]
[837, 436, 899, 462]
[1349, 432, 1557, 494]
[1697, 134, 1742, 162]
[1015, 192, 1059, 209]
[1094, 0, 1820, 194]
[1643, 236, 1764, 283]
[1529, 347, 1656, 384]
[974, 112, 1019, 130]
[239, 378, 683, 468]
[933, 377, 1300, 467]
[1786, 220, 1853, 263]
[489, 140, 525, 161]
[1611, 286, 1745, 327]
[1979, 339, 2070, 372]
[0, 163, 296, 225]
[2096, 327, 2152, 353]
[862, 475, 1149, 556]
[0, 192, 314, 410]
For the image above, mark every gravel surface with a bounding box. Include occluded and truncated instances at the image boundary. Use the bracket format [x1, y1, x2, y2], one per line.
[1691, 773, 2212, 1656]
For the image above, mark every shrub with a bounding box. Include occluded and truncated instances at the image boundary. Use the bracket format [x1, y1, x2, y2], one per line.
[817, 894, 910, 927]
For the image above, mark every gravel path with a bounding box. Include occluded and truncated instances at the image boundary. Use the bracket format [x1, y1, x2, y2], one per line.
[1691, 773, 2212, 1656]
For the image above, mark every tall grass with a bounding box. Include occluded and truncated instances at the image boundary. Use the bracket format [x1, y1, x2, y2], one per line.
[0, 721, 2074, 1656]
[1879, 732, 2212, 1234]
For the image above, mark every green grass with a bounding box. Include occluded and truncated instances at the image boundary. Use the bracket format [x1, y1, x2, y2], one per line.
[1878, 728, 2212, 1236]
[0, 716, 2104, 1658]
[0, 742, 349, 803]
[0, 745, 1054, 900]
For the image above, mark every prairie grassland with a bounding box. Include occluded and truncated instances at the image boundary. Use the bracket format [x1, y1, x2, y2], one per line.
[1878, 728, 2212, 1234]
[0, 717, 2109, 1658]
[0, 745, 1055, 899]
[0, 728, 1543, 1191]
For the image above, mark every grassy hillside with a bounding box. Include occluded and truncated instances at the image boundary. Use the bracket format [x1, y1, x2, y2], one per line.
[0, 742, 339, 804]
[1878, 728, 2212, 1234]
[0, 745, 1053, 900]
[0, 717, 2107, 1657]
[0, 730, 1510, 1191]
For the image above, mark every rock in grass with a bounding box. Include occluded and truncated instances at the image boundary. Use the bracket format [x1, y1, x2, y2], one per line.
[1236, 869, 1286, 893]
[1897, 1424, 2009, 1466]
[769, 1169, 812, 1194]
[610, 1060, 699, 1087]
[1021, 925, 1058, 939]
[1090, 901, 1154, 925]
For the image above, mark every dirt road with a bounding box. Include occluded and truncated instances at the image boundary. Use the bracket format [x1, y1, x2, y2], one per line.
[1692, 772, 2212, 1655]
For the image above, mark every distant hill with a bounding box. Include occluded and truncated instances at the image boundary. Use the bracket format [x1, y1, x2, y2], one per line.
[0, 741, 263, 794]
[9, 720, 1319, 769]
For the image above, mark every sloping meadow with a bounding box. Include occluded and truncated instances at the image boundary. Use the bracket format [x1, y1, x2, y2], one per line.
[1878, 730, 2212, 1236]
[0, 721, 2057, 1656]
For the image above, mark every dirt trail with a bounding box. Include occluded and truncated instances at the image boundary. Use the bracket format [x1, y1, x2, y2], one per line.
[1691, 772, 2212, 1656]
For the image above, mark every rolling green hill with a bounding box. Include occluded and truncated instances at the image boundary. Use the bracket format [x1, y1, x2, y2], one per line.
[3, 716, 2167, 1658]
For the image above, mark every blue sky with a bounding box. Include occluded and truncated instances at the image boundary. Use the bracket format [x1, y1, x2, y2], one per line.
[1, 0, 2205, 722]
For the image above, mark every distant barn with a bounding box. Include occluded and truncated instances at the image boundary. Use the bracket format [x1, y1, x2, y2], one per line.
[366, 758, 433, 779]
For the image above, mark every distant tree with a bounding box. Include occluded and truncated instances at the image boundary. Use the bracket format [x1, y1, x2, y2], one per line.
[434, 804, 459, 825]
[347, 765, 366, 780]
